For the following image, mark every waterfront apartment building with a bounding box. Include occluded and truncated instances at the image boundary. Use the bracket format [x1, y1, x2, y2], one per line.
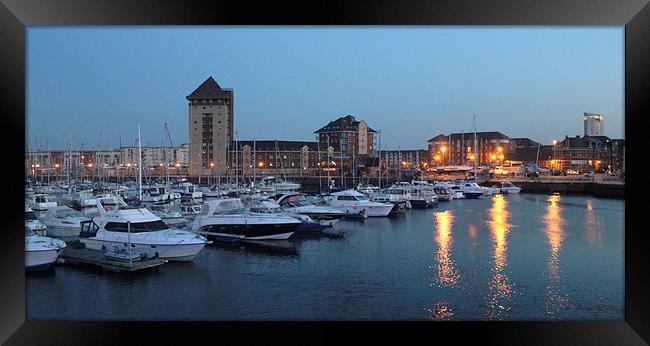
[551, 135, 624, 172]
[584, 112, 605, 137]
[314, 115, 377, 159]
[187, 76, 234, 177]
[25, 145, 191, 180]
[426, 131, 514, 167]
[508, 138, 554, 168]
[225, 140, 331, 178]
[382, 149, 429, 169]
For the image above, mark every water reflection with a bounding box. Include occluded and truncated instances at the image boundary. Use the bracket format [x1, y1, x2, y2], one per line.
[210, 240, 299, 257]
[544, 194, 568, 316]
[584, 200, 603, 245]
[426, 300, 455, 320]
[432, 210, 460, 287]
[485, 194, 513, 320]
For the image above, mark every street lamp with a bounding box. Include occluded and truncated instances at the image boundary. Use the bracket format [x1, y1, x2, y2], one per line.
[440, 146, 447, 165]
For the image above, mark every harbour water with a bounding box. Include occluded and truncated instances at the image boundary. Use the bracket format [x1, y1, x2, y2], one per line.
[26, 193, 624, 320]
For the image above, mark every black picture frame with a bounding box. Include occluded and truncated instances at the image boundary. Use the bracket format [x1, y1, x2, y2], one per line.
[1, 0, 648, 344]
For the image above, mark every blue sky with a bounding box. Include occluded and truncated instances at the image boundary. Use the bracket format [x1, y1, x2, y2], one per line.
[27, 27, 624, 150]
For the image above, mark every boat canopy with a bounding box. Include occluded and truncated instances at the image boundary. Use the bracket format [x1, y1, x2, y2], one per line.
[331, 189, 365, 197]
[200, 199, 244, 216]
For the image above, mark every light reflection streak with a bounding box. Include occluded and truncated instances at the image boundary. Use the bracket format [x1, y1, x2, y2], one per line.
[432, 210, 460, 287]
[585, 200, 603, 245]
[544, 194, 568, 316]
[468, 224, 478, 239]
[485, 194, 513, 320]
[426, 300, 454, 320]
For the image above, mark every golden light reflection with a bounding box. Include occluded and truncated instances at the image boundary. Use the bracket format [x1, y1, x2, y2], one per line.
[485, 194, 514, 320]
[584, 200, 603, 245]
[426, 300, 455, 320]
[468, 225, 477, 239]
[544, 194, 568, 316]
[432, 210, 460, 287]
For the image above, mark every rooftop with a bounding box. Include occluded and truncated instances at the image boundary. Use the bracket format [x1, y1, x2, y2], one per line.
[186, 76, 232, 100]
[314, 115, 378, 133]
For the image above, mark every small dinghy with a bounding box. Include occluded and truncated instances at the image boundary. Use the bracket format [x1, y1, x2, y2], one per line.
[104, 247, 142, 262]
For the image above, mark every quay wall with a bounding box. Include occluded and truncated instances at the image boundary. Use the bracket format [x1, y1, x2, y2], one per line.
[488, 180, 625, 199]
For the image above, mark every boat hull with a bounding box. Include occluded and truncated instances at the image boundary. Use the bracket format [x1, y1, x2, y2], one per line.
[195, 223, 300, 241]
[25, 249, 62, 270]
[332, 204, 393, 217]
[408, 199, 432, 208]
[80, 239, 205, 262]
[463, 192, 484, 199]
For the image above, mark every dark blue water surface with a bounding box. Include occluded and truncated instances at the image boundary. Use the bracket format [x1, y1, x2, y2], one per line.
[26, 193, 624, 320]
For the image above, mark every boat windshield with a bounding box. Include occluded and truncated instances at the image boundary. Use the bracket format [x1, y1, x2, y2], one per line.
[355, 195, 368, 201]
[55, 209, 85, 218]
[104, 220, 169, 232]
[25, 211, 38, 221]
[385, 189, 404, 194]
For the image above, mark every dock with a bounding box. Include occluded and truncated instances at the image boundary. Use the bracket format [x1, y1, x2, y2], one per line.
[60, 246, 167, 272]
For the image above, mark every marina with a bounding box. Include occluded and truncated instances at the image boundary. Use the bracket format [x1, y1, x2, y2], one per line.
[25, 190, 624, 320]
[20, 27, 627, 325]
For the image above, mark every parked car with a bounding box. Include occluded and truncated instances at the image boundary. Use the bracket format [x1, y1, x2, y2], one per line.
[584, 171, 594, 177]
[490, 166, 510, 175]
[566, 169, 580, 175]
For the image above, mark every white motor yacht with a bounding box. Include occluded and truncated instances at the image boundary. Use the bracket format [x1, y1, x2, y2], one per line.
[433, 183, 454, 201]
[257, 176, 301, 193]
[25, 227, 66, 270]
[191, 198, 302, 241]
[79, 197, 208, 261]
[447, 183, 465, 199]
[499, 181, 522, 194]
[328, 190, 394, 217]
[175, 182, 203, 199]
[272, 193, 345, 226]
[25, 206, 47, 236]
[30, 194, 58, 211]
[39, 205, 91, 239]
[140, 185, 173, 203]
[72, 189, 99, 208]
[460, 182, 486, 199]
[356, 183, 380, 196]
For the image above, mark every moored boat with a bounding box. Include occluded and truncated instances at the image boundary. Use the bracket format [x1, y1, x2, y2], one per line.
[191, 198, 301, 241]
[79, 197, 208, 261]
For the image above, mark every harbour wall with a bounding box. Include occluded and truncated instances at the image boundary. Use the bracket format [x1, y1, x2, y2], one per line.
[487, 180, 625, 199]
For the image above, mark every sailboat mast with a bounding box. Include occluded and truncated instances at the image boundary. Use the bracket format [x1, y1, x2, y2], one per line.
[253, 138, 256, 188]
[473, 114, 478, 181]
[327, 135, 330, 192]
[316, 135, 321, 194]
[137, 123, 142, 201]
[378, 130, 381, 189]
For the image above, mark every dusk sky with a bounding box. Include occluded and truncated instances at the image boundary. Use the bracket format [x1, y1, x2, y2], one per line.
[27, 27, 624, 151]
